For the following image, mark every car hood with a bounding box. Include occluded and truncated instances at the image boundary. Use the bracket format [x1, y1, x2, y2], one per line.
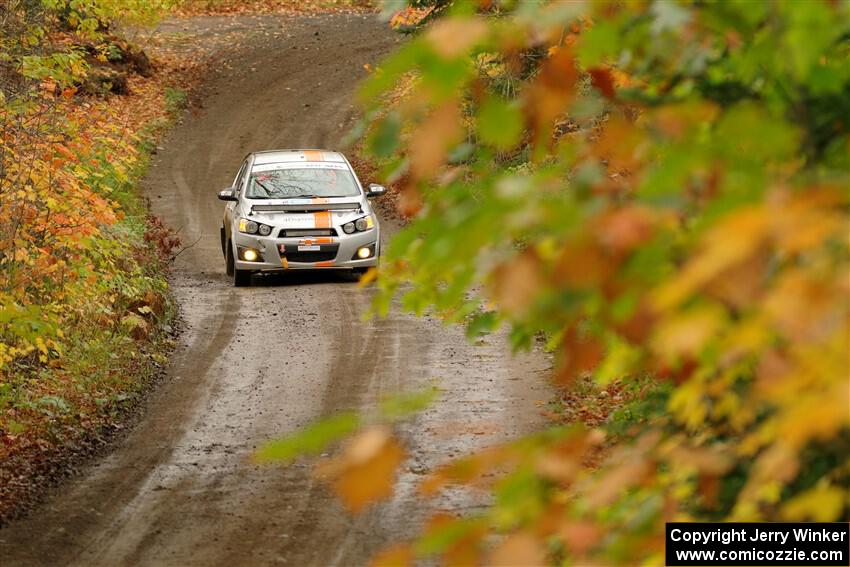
[239, 196, 371, 231]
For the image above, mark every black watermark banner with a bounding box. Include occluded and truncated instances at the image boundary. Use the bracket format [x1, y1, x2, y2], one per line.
[666, 523, 849, 566]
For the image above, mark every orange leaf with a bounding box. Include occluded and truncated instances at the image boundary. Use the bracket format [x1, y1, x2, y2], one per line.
[419, 445, 514, 496]
[370, 544, 413, 567]
[586, 457, 652, 508]
[595, 206, 657, 255]
[488, 532, 547, 567]
[426, 17, 488, 58]
[558, 521, 602, 557]
[409, 101, 463, 181]
[488, 249, 543, 318]
[398, 183, 423, 218]
[552, 232, 617, 289]
[588, 67, 616, 99]
[588, 115, 645, 172]
[316, 426, 405, 513]
[524, 49, 579, 149]
[555, 325, 605, 385]
[651, 304, 726, 361]
[55, 144, 77, 162]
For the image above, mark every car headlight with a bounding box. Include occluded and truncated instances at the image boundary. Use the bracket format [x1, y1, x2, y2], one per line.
[342, 222, 356, 234]
[239, 218, 273, 235]
[355, 216, 372, 231]
[239, 218, 258, 234]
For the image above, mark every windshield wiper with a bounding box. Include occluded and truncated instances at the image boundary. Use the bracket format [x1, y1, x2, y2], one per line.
[254, 179, 273, 197]
[275, 184, 314, 197]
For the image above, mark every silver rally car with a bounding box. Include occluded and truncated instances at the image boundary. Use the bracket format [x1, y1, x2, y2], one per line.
[217, 149, 386, 286]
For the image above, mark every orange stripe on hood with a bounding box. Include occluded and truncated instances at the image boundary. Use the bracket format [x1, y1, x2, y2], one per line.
[303, 150, 323, 162]
[313, 211, 331, 228]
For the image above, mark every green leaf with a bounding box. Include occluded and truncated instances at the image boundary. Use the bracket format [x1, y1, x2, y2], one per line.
[368, 112, 401, 158]
[38, 395, 69, 412]
[466, 310, 500, 340]
[6, 419, 26, 435]
[414, 517, 486, 556]
[255, 412, 360, 463]
[476, 96, 523, 151]
[379, 387, 440, 421]
[577, 20, 620, 67]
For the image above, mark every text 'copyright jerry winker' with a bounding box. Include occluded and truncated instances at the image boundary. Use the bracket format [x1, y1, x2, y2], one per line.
[665, 522, 849, 566]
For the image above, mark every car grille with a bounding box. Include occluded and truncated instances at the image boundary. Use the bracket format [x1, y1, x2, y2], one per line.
[278, 228, 337, 237]
[285, 251, 337, 263]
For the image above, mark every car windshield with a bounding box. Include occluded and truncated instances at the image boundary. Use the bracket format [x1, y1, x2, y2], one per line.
[246, 166, 360, 199]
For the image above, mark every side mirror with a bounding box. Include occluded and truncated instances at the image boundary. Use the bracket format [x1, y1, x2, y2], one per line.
[217, 187, 238, 201]
[366, 183, 387, 198]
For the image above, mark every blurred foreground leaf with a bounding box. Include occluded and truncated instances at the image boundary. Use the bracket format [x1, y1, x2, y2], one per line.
[255, 412, 360, 463]
[379, 386, 440, 421]
[317, 426, 406, 513]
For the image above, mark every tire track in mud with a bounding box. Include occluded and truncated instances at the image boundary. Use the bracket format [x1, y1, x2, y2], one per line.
[0, 13, 549, 567]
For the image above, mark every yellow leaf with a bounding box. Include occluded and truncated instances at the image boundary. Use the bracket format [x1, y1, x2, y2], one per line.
[782, 481, 846, 522]
[357, 267, 378, 288]
[775, 383, 848, 448]
[653, 208, 769, 310]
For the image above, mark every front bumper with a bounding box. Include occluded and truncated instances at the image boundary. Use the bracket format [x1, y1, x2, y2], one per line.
[233, 228, 379, 271]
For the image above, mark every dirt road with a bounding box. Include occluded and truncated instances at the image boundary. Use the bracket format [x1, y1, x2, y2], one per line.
[0, 13, 548, 566]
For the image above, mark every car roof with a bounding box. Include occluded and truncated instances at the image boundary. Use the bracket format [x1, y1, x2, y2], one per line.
[250, 149, 347, 166]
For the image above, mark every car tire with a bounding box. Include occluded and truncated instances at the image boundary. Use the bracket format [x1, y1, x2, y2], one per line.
[226, 240, 252, 287]
[234, 268, 251, 287]
[342, 268, 367, 283]
[225, 239, 235, 276]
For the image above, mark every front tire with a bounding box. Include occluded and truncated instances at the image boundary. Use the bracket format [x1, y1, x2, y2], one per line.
[225, 239, 235, 276]
[234, 268, 251, 287]
[226, 240, 251, 287]
[340, 268, 368, 283]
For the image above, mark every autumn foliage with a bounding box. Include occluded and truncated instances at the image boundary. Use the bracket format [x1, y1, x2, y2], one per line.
[265, 1, 849, 564]
[1, 0, 179, 519]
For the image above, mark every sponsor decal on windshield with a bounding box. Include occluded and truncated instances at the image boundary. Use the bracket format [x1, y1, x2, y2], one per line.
[252, 162, 348, 173]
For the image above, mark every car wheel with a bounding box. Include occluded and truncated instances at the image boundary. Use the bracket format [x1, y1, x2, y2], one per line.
[342, 268, 367, 283]
[227, 241, 252, 287]
[234, 268, 251, 287]
[225, 239, 235, 276]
